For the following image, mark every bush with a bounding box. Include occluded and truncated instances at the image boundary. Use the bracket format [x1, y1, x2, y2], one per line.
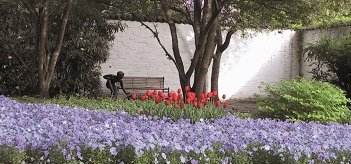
[254, 78, 351, 123]
[304, 32, 351, 99]
[0, 1, 124, 97]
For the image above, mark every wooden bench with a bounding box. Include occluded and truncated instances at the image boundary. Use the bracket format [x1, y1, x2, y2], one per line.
[117, 76, 169, 94]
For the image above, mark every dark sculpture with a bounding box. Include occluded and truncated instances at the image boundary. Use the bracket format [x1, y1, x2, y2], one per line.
[103, 71, 129, 95]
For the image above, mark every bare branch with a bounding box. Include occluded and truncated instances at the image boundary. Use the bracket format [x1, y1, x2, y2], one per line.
[139, 21, 177, 65]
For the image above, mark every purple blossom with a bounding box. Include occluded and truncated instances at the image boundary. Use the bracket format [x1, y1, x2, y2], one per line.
[0, 95, 350, 162]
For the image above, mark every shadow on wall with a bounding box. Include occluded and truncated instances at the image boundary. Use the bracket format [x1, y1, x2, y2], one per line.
[218, 30, 298, 99]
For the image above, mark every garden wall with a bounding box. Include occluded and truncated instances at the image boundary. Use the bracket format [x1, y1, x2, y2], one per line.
[100, 21, 300, 98]
[300, 26, 351, 79]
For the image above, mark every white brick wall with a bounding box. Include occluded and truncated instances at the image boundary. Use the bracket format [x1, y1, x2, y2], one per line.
[100, 21, 301, 98]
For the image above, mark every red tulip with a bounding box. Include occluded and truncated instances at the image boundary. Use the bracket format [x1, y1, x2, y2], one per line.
[173, 103, 179, 108]
[177, 88, 182, 93]
[215, 100, 221, 107]
[165, 100, 171, 106]
[200, 93, 206, 99]
[186, 98, 191, 104]
[201, 98, 207, 104]
[222, 94, 227, 99]
[130, 93, 137, 100]
[223, 102, 229, 108]
[186, 92, 196, 100]
[146, 90, 152, 97]
[180, 102, 185, 108]
[168, 92, 171, 98]
[212, 90, 218, 96]
[185, 86, 190, 92]
[173, 94, 178, 101]
[197, 103, 203, 108]
[207, 92, 214, 98]
[140, 95, 147, 101]
[193, 101, 198, 107]
[158, 91, 164, 97]
[155, 97, 162, 104]
[178, 94, 183, 100]
[153, 90, 158, 95]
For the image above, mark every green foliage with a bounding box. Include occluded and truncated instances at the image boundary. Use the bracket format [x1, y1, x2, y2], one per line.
[0, 1, 38, 95]
[0, 0, 125, 97]
[304, 0, 351, 29]
[0, 145, 26, 163]
[17, 95, 235, 124]
[304, 32, 351, 100]
[50, 0, 125, 97]
[254, 78, 351, 123]
[1, 143, 350, 163]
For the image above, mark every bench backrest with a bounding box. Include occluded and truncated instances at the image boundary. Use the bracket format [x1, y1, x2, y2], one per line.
[117, 76, 169, 93]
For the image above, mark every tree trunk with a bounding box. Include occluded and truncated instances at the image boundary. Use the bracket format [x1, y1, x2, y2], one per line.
[37, 0, 72, 98]
[211, 52, 221, 100]
[193, 19, 219, 96]
[210, 28, 235, 100]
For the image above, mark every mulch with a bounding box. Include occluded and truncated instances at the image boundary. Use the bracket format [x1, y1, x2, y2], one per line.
[227, 98, 258, 114]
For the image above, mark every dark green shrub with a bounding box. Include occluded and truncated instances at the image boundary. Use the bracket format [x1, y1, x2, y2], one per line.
[304, 32, 351, 99]
[0, 1, 124, 97]
[254, 78, 351, 123]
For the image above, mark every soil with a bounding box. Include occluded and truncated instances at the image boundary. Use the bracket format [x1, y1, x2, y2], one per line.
[227, 98, 258, 114]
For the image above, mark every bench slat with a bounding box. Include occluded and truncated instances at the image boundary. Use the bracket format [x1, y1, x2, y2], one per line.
[116, 76, 169, 93]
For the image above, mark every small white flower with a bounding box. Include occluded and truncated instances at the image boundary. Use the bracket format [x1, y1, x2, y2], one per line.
[180, 155, 186, 163]
[264, 145, 270, 151]
[161, 153, 167, 159]
[8, 56, 12, 59]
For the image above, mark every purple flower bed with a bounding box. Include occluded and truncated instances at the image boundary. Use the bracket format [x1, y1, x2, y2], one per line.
[0, 95, 350, 162]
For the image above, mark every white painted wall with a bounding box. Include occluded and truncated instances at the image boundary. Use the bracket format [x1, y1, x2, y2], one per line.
[100, 21, 300, 98]
[300, 26, 351, 79]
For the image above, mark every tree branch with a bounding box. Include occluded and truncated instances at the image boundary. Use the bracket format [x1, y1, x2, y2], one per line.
[218, 29, 235, 52]
[48, 0, 73, 79]
[169, 6, 192, 24]
[139, 21, 177, 65]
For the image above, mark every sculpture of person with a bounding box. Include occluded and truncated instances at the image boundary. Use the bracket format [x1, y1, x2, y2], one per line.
[103, 71, 129, 96]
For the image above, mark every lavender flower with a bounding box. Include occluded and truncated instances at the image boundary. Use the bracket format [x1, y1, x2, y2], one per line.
[0, 95, 350, 162]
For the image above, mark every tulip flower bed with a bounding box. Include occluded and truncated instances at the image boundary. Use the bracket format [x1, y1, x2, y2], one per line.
[1, 95, 351, 163]
[17, 88, 239, 124]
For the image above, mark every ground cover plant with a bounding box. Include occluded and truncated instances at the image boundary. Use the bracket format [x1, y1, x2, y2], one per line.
[1, 95, 351, 163]
[254, 78, 351, 124]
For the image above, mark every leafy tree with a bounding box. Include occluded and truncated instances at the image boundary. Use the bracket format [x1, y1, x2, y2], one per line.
[109, 0, 316, 98]
[0, 0, 124, 97]
[36, 0, 73, 98]
[305, 0, 351, 28]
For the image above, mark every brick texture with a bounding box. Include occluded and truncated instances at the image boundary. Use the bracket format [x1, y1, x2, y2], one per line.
[100, 21, 318, 98]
